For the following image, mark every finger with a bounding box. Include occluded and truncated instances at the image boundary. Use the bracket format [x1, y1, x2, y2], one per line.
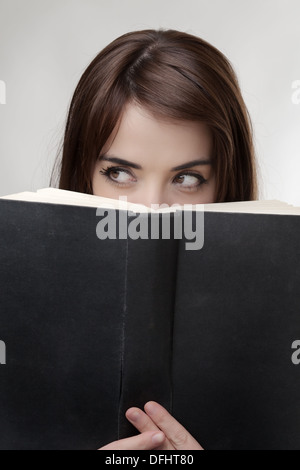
[126, 407, 175, 450]
[144, 402, 204, 450]
[98, 430, 165, 450]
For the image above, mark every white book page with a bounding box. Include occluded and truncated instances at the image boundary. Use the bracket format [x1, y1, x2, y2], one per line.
[1, 187, 300, 215]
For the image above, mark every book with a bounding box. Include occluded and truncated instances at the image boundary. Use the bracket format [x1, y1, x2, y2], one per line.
[0, 188, 299, 450]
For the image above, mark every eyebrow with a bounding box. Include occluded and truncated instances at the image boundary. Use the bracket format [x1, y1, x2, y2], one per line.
[100, 155, 212, 171]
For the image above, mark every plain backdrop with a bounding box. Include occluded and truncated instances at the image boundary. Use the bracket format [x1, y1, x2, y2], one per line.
[0, 0, 299, 204]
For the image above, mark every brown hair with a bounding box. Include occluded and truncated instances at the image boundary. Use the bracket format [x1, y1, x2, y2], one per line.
[53, 28, 258, 202]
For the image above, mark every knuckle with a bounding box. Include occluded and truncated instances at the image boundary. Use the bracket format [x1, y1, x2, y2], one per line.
[171, 428, 189, 448]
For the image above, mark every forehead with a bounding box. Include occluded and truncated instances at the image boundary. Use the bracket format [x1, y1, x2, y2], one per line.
[103, 102, 213, 168]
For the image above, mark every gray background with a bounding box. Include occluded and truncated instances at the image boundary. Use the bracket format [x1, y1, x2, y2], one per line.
[0, 0, 299, 204]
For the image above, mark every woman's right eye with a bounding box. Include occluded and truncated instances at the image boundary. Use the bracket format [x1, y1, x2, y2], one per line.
[99, 166, 136, 186]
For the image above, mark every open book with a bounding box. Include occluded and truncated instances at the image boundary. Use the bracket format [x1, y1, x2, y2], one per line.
[0, 188, 300, 450]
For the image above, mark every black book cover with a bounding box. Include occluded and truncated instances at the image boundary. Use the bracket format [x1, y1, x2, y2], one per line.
[172, 212, 300, 450]
[0, 198, 299, 450]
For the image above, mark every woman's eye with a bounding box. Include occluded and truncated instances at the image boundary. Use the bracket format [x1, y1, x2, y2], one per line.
[100, 166, 136, 186]
[173, 173, 208, 190]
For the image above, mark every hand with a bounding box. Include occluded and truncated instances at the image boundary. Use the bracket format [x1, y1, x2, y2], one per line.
[99, 401, 203, 450]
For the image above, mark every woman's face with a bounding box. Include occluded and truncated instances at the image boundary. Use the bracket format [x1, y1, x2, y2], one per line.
[92, 102, 216, 207]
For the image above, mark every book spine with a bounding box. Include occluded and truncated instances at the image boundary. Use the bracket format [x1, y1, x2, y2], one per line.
[117, 212, 180, 439]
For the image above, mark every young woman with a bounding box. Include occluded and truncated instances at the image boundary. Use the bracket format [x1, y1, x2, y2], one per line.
[53, 28, 259, 450]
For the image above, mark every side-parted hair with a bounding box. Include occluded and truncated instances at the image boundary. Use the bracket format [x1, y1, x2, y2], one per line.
[54, 28, 258, 202]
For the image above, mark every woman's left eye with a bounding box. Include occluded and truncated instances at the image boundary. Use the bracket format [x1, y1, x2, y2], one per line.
[173, 172, 208, 190]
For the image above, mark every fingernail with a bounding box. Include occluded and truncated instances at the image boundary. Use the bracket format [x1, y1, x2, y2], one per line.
[145, 402, 157, 416]
[128, 410, 140, 422]
[152, 432, 165, 445]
